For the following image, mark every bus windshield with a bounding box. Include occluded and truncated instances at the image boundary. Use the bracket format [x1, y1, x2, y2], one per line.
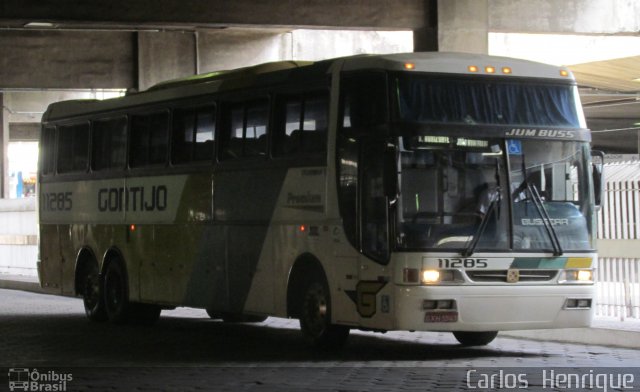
[395, 137, 593, 252]
[509, 139, 593, 252]
[397, 137, 510, 251]
[396, 74, 585, 128]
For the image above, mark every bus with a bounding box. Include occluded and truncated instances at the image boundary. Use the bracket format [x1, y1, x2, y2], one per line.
[38, 52, 602, 348]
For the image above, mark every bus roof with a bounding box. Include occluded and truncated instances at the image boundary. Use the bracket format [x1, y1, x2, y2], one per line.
[42, 52, 575, 123]
[342, 52, 574, 81]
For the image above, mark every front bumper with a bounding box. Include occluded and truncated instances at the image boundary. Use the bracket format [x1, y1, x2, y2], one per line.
[395, 284, 594, 332]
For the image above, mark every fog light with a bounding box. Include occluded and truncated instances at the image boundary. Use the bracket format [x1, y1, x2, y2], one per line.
[566, 299, 578, 308]
[423, 300, 437, 310]
[422, 270, 440, 284]
[423, 299, 456, 310]
[577, 299, 592, 308]
[437, 300, 454, 310]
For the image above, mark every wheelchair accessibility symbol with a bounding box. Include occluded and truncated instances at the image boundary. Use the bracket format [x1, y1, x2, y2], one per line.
[507, 140, 522, 155]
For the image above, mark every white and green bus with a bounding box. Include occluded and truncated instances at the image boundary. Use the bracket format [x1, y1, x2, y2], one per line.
[38, 53, 602, 347]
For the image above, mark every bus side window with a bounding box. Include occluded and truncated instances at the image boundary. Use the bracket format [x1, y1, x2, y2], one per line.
[221, 100, 268, 160]
[130, 111, 169, 168]
[57, 122, 89, 173]
[172, 106, 215, 164]
[40, 126, 56, 175]
[92, 117, 127, 171]
[273, 93, 328, 157]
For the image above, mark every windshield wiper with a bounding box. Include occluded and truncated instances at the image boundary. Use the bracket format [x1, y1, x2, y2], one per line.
[516, 153, 563, 256]
[462, 189, 500, 257]
[526, 183, 563, 256]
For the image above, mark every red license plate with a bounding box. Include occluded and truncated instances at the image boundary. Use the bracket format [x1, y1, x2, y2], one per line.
[424, 311, 458, 323]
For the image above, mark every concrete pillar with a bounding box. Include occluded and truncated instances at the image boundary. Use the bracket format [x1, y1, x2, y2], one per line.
[138, 31, 198, 91]
[438, 0, 489, 54]
[1, 93, 7, 198]
[413, 0, 439, 52]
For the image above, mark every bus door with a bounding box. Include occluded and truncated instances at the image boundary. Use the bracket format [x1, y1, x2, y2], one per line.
[356, 139, 394, 329]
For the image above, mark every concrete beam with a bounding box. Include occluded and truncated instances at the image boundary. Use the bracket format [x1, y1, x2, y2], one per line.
[0, 0, 433, 30]
[9, 123, 39, 142]
[0, 30, 135, 89]
[489, 0, 640, 35]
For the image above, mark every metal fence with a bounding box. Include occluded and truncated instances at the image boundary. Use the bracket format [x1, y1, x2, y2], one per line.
[595, 258, 640, 320]
[597, 162, 640, 240]
[595, 161, 640, 320]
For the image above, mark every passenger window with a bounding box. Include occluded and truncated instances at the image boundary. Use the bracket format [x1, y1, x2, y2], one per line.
[40, 126, 56, 175]
[172, 106, 215, 164]
[221, 100, 268, 159]
[57, 123, 89, 173]
[130, 112, 169, 168]
[274, 93, 328, 156]
[92, 117, 127, 171]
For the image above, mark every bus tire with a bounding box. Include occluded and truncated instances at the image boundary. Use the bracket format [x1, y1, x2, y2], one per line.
[103, 260, 131, 324]
[453, 331, 498, 346]
[299, 278, 349, 349]
[80, 262, 107, 322]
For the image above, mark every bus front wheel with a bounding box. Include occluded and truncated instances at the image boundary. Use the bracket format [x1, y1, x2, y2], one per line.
[453, 331, 498, 346]
[299, 279, 349, 349]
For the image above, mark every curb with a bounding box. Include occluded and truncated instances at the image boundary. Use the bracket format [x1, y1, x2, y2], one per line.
[500, 327, 640, 350]
[0, 278, 44, 294]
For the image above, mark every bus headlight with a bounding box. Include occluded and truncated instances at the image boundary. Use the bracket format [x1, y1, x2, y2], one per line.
[402, 268, 461, 284]
[420, 269, 459, 284]
[560, 269, 594, 284]
[577, 270, 593, 282]
[422, 270, 440, 284]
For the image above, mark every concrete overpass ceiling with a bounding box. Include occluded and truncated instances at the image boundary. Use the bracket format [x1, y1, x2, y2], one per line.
[0, 0, 433, 31]
[569, 56, 640, 93]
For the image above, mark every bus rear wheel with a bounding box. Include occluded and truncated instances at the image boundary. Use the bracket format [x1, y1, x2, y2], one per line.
[299, 279, 349, 349]
[81, 264, 107, 322]
[453, 331, 498, 346]
[103, 260, 130, 324]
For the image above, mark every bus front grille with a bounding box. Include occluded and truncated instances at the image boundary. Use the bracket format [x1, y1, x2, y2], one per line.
[466, 270, 558, 283]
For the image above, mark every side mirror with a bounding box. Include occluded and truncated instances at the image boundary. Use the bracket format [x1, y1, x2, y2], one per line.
[591, 150, 604, 209]
[383, 146, 398, 201]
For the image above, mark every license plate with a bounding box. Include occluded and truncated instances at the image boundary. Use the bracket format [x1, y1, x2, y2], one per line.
[424, 311, 458, 323]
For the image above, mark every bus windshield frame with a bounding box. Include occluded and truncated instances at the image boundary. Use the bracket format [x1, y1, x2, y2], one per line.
[384, 71, 594, 255]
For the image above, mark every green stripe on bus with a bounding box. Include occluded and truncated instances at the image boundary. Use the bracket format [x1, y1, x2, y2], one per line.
[511, 257, 567, 269]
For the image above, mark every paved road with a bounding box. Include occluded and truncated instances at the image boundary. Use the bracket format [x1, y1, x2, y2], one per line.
[1, 289, 638, 391]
